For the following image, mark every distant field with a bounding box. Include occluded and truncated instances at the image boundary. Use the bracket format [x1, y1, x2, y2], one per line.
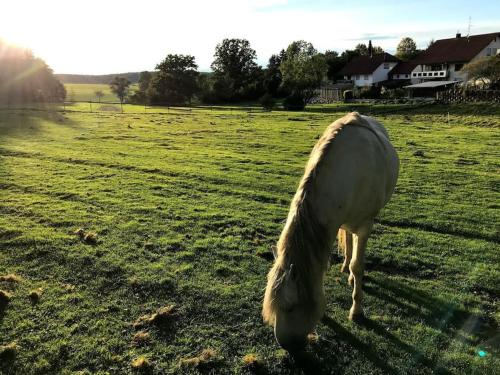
[0, 103, 498, 374]
[65, 83, 138, 103]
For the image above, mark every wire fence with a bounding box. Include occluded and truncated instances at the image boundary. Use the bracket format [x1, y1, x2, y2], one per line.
[0, 100, 270, 115]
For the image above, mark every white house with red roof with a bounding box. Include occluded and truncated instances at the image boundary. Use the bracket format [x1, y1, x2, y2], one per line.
[339, 52, 399, 87]
[410, 32, 500, 83]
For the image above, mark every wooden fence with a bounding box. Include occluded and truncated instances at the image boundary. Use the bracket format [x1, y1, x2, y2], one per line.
[437, 89, 500, 103]
[312, 88, 343, 103]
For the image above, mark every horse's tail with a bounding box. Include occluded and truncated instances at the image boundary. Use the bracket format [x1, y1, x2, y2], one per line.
[337, 228, 346, 256]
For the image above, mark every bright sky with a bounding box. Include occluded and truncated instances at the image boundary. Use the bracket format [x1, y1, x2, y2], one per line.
[1, 0, 499, 74]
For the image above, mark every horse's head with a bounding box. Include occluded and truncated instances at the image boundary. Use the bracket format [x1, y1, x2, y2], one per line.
[263, 253, 326, 352]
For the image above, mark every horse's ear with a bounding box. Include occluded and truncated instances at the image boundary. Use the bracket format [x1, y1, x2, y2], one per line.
[271, 245, 278, 259]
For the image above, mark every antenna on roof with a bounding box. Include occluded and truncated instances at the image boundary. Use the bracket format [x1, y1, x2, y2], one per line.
[467, 16, 472, 40]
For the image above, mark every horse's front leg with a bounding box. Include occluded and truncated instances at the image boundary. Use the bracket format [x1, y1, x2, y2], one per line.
[348, 221, 373, 321]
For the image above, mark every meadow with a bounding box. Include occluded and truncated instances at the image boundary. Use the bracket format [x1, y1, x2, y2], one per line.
[0, 102, 499, 374]
[64, 83, 138, 103]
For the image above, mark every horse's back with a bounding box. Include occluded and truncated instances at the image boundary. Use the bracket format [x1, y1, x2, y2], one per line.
[311, 113, 399, 231]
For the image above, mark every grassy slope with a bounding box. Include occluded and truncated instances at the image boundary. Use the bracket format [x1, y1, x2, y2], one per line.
[0, 103, 499, 374]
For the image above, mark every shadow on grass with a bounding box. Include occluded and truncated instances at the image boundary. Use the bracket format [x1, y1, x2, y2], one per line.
[0, 105, 80, 140]
[365, 275, 497, 345]
[281, 273, 496, 375]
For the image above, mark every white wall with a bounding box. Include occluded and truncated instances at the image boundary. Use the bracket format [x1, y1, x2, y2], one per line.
[352, 74, 373, 87]
[346, 61, 398, 87]
[372, 61, 398, 84]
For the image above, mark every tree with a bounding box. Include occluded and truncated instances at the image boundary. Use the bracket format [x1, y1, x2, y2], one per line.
[94, 90, 104, 103]
[427, 39, 435, 48]
[263, 49, 287, 97]
[129, 71, 153, 105]
[211, 38, 261, 101]
[0, 39, 65, 104]
[279, 40, 327, 110]
[462, 55, 500, 88]
[323, 50, 345, 81]
[354, 43, 368, 56]
[109, 77, 130, 112]
[138, 71, 152, 93]
[149, 54, 199, 105]
[396, 37, 418, 61]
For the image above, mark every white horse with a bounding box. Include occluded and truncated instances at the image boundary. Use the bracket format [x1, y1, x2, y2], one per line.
[263, 112, 399, 351]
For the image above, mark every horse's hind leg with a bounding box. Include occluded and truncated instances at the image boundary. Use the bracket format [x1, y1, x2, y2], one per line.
[349, 221, 373, 321]
[339, 229, 353, 274]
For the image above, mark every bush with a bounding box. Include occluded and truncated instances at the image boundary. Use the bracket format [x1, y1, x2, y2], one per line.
[283, 93, 305, 111]
[259, 93, 276, 110]
[343, 90, 353, 102]
[381, 87, 406, 99]
[359, 86, 381, 99]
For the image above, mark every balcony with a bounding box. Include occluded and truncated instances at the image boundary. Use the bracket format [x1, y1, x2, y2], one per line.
[412, 70, 447, 79]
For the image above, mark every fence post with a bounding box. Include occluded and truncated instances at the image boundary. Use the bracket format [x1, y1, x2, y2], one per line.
[89, 101, 92, 113]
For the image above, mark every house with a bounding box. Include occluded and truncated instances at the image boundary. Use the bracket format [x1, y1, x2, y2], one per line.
[340, 53, 399, 87]
[388, 61, 418, 81]
[410, 32, 500, 83]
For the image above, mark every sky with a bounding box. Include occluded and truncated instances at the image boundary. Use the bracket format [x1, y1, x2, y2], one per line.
[1, 0, 499, 74]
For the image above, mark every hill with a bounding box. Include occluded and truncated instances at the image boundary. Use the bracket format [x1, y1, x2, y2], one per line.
[56, 72, 145, 84]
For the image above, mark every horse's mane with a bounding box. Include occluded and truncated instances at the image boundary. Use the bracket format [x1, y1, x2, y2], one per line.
[263, 112, 366, 323]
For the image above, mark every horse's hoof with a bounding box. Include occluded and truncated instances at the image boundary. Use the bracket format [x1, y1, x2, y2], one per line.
[349, 309, 364, 323]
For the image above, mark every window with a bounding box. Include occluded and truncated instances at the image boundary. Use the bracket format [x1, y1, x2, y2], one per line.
[423, 72, 427, 77]
[486, 48, 492, 56]
[439, 71, 445, 76]
[455, 63, 464, 71]
[356, 75, 360, 80]
[433, 72, 439, 76]
[383, 63, 390, 69]
[364, 75, 369, 80]
[405, 74, 409, 78]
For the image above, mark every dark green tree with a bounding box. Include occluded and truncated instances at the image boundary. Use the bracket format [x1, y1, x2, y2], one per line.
[149, 54, 199, 105]
[280, 40, 327, 110]
[264, 49, 287, 97]
[109, 76, 130, 111]
[396, 37, 419, 61]
[94, 90, 104, 103]
[129, 71, 153, 104]
[211, 38, 262, 101]
[0, 40, 65, 104]
[323, 50, 345, 81]
[138, 71, 153, 92]
[354, 43, 368, 55]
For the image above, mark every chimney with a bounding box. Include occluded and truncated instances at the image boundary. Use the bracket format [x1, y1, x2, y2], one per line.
[368, 40, 373, 58]
[456, 32, 461, 38]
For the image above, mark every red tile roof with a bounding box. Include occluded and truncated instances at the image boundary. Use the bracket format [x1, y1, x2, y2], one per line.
[389, 61, 418, 75]
[416, 32, 499, 64]
[340, 53, 399, 75]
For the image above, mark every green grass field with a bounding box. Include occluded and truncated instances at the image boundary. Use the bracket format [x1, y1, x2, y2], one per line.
[64, 83, 138, 103]
[0, 103, 499, 374]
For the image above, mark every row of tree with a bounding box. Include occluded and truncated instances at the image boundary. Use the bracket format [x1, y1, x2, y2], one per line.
[0, 40, 66, 104]
[118, 38, 395, 110]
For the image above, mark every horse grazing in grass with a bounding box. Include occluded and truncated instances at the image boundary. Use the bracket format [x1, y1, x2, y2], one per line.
[263, 112, 399, 351]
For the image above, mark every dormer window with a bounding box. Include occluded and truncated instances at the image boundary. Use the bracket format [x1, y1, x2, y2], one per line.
[383, 63, 390, 69]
